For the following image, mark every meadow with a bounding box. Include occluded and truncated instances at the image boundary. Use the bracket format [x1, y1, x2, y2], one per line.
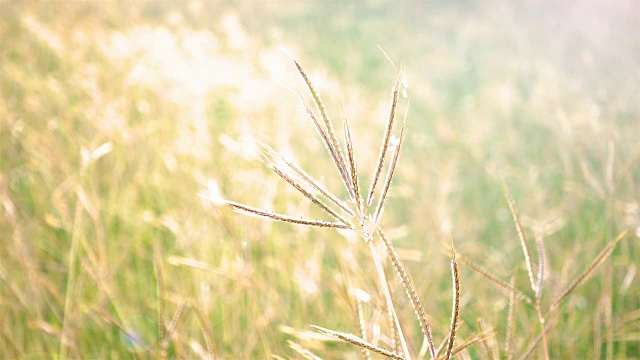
[1, 1, 639, 359]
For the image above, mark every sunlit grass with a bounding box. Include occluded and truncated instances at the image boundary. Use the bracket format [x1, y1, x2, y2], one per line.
[1, 1, 639, 359]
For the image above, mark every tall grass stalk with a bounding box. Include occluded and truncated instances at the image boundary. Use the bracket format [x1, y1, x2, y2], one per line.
[201, 58, 461, 359]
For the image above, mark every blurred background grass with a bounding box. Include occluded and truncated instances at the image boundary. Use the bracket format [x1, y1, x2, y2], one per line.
[1, 1, 639, 358]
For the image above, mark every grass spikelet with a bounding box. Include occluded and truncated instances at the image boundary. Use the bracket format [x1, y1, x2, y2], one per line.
[532, 231, 549, 360]
[258, 143, 355, 216]
[343, 115, 363, 211]
[311, 325, 405, 360]
[220, 198, 351, 229]
[298, 93, 352, 194]
[547, 230, 628, 315]
[377, 228, 436, 359]
[294, 59, 352, 193]
[367, 76, 401, 209]
[443, 240, 461, 360]
[502, 182, 537, 294]
[373, 121, 405, 225]
[269, 164, 351, 226]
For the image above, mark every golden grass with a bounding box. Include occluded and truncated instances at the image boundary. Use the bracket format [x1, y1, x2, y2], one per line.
[204, 59, 455, 359]
[1, 3, 639, 358]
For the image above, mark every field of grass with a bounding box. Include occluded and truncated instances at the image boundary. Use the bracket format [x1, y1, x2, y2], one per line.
[1, 1, 639, 359]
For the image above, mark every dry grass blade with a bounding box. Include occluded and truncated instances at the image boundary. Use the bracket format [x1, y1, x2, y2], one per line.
[457, 253, 533, 306]
[221, 199, 350, 229]
[443, 242, 461, 360]
[377, 228, 436, 359]
[373, 121, 405, 225]
[294, 59, 352, 193]
[503, 183, 537, 294]
[259, 143, 355, 216]
[343, 115, 363, 211]
[311, 325, 405, 360]
[367, 76, 401, 209]
[547, 230, 628, 315]
[269, 164, 351, 226]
